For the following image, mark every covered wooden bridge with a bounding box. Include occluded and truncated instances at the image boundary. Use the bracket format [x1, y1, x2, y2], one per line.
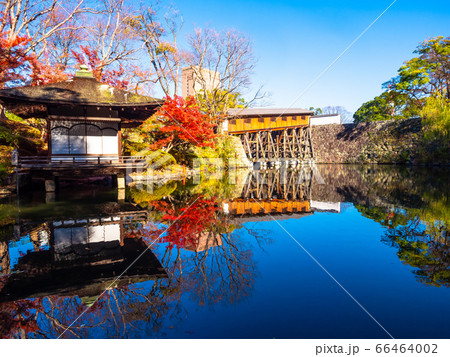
[225, 108, 315, 167]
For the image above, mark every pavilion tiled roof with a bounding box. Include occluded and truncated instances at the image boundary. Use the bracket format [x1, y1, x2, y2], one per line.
[0, 74, 161, 106]
[0, 66, 163, 120]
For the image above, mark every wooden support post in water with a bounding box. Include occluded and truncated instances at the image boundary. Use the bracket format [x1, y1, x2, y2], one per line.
[117, 172, 125, 190]
[45, 175, 58, 202]
[117, 171, 126, 203]
[45, 178, 56, 192]
[0, 241, 11, 275]
[118, 188, 125, 202]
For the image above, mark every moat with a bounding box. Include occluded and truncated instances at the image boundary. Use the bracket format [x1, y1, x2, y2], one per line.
[0, 164, 448, 338]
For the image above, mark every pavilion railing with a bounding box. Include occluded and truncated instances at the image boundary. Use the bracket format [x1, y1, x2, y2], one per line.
[16, 155, 149, 169]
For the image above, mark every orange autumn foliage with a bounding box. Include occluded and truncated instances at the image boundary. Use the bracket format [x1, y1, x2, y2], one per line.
[1, 31, 68, 87]
[149, 95, 216, 152]
[0, 31, 32, 88]
[30, 56, 69, 86]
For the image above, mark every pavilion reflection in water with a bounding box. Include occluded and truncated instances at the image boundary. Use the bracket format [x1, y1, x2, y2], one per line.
[0, 211, 167, 302]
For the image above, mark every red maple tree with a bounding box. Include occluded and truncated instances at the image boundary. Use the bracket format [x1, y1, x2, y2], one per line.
[72, 45, 129, 90]
[0, 31, 32, 88]
[29, 56, 69, 86]
[149, 96, 216, 154]
[1, 31, 69, 88]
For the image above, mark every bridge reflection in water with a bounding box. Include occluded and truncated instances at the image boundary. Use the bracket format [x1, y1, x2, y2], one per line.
[225, 168, 317, 221]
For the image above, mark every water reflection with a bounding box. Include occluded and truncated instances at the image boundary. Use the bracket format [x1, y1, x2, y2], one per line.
[0, 165, 449, 338]
[0, 204, 168, 338]
[0, 212, 167, 302]
[383, 217, 449, 287]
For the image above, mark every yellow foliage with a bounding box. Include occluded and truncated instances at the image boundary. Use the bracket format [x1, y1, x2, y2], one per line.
[421, 93, 450, 142]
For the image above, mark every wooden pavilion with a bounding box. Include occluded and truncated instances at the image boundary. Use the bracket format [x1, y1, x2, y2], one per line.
[0, 66, 162, 191]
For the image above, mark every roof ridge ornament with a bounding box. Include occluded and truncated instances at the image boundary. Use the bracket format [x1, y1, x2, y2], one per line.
[75, 65, 94, 79]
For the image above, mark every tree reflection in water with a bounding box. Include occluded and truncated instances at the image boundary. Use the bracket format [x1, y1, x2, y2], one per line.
[353, 167, 449, 288]
[125, 193, 262, 308]
[0, 297, 41, 338]
[0, 181, 266, 338]
[383, 217, 449, 287]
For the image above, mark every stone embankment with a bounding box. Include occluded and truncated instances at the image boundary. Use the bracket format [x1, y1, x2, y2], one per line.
[227, 135, 253, 168]
[310, 118, 442, 164]
[310, 164, 424, 208]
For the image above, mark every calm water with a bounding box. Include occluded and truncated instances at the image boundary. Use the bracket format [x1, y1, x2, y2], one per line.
[0, 165, 448, 339]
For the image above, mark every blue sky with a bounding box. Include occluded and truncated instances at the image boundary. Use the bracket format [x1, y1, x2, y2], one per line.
[170, 0, 449, 114]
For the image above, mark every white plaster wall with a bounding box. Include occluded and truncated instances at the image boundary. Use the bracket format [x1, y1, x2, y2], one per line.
[102, 134, 119, 155]
[310, 115, 341, 126]
[86, 135, 103, 155]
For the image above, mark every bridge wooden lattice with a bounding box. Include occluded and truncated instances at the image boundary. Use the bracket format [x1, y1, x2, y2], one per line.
[227, 169, 312, 216]
[240, 127, 313, 163]
[240, 169, 312, 201]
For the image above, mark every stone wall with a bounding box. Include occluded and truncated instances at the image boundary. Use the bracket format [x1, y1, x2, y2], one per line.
[228, 135, 253, 168]
[311, 118, 424, 164]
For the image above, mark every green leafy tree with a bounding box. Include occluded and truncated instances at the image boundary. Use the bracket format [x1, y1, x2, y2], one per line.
[353, 91, 418, 123]
[386, 36, 450, 101]
[354, 36, 449, 123]
[309, 107, 322, 115]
